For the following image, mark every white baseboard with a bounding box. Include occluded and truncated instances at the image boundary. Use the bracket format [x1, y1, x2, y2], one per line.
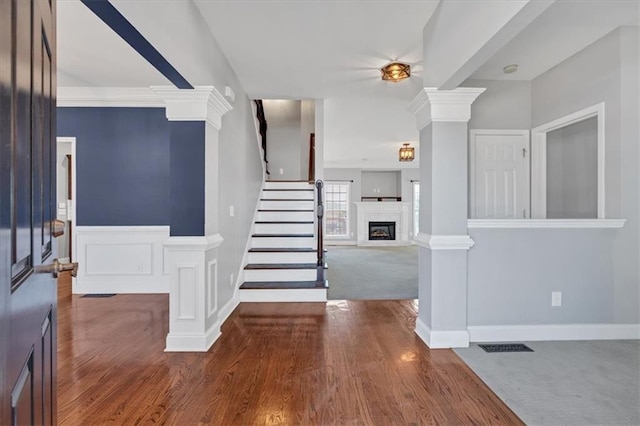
[468, 324, 640, 342]
[325, 240, 357, 246]
[218, 294, 240, 324]
[75, 226, 169, 294]
[415, 318, 470, 348]
[239, 288, 327, 302]
[165, 322, 221, 352]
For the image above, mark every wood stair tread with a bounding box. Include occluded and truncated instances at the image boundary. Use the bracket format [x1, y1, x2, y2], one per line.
[248, 248, 316, 253]
[240, 280, 328, 290]
[244, 263, 317, 270]
[252, 233, 314, 238]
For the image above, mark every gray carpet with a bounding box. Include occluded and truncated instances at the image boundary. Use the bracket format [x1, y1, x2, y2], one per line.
[326, 245, 418, 300]
[455, 340, 640, 425]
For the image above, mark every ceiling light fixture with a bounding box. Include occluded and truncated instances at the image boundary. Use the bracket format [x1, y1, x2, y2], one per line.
[381, 62, 411, 83]
[399, 143, 415, 162]
[503, 64, 518, 74]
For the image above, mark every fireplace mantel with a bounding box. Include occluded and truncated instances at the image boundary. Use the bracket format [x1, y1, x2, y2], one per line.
[354, 202, 411, 246]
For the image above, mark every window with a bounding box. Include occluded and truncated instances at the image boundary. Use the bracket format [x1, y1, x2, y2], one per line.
[324, 182, 350, 237]
[531, 103, 604, 219]
[413, 181, 420, 236]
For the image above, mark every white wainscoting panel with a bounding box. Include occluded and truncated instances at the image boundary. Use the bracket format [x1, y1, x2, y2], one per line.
[177, 265, 197, 320]
[75, 226, 170, 294]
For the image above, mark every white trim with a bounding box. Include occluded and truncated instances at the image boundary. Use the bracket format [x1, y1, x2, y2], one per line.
[468, 219, 626, 229]
[239, 288, 327, 303]
[56, 137, 77, 291]
[218, 294, 240, 325]
[164, 234, 224, 251]
[408, 87, 486, 130]
[324, 160, 420, 169]
[413, 232, 475, 250]
[531, 103, 605, 219]
[415, 318, 470, 348]
[75, 225, 170, 294]
[469, 129, 531, 219]
[468, 324, 640, 342]
[324, 240, 357, 246]
[57, 87, 164, 108]
[151, 86, 233, 129]
[165, 322, 221, 352]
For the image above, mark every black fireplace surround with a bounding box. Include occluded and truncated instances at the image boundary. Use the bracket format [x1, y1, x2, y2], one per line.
[368, 222, 396, 240]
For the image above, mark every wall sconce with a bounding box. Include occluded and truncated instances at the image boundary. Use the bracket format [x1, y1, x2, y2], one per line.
[381, 62, 410, 83]
[399, 143, 415, 162]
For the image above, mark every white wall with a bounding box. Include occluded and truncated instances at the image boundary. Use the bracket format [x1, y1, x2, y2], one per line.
[263, 100, 303, 180]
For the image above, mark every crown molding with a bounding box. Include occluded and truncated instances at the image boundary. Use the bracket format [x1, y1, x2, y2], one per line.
[408, 87, 486, 130]
[151, 86, 233, 130]
[57, 87, 165, 108]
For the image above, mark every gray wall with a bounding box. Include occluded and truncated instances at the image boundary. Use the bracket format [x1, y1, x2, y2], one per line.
[546, 117, 598, 218]
[263, 100, 303, 180]
[468, 27, 639, 325]
[462, 79, 532, 130]
[361, 171, 399, 198]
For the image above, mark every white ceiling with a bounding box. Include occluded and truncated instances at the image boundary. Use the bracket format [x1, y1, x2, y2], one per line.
[193, 0, 439, 99]
[56, 0, 638, 169]
[470, 0, 640, 81]
[57, 0, 170, 87]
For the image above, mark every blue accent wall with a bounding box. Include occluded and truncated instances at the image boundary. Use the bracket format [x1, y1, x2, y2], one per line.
[58, 108, 170, 226]
[170, 122, 205, 236]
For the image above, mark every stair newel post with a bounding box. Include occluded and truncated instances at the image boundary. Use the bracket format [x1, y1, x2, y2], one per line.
[315, 180, 324, 266]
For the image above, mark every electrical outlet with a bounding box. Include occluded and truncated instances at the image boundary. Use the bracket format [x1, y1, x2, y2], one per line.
[551, 291, 562, 307]
[230, 273, 234, 287]
[279, 168, 284, 175]
[229, 205, 234, 217]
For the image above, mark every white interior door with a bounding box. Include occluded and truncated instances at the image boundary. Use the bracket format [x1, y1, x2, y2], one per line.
[470, 130, 530, 219]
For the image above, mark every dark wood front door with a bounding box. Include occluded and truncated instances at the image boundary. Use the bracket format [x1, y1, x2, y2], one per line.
[1, 0, 57, 424]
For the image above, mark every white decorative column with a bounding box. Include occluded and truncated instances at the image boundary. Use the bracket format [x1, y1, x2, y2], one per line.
[153, 86, 233, 352]
[408, 87, 485, 348]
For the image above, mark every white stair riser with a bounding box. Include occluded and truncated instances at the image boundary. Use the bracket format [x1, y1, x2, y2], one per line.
[262, 191, 314, 200]
[260, 200, 314, 210]
[248, 252, 317, 264]
[239, 288, 327, 302]
[244, 268, 317, 282]
[252, 237, 315, 248]
[255, 223, 314, 234]
[265, 182, 313, 190]
[257, 211, 314, 222]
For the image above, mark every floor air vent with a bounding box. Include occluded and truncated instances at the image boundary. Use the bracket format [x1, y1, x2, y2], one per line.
[80, 294, 116, 298]
[479, 343, 533, 353]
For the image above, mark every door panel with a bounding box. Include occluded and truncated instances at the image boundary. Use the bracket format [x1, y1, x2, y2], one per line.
[470, 130, 530, 219]
[1, 0, 57, 424]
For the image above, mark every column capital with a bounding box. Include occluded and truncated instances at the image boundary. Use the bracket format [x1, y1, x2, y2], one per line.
[151, 85, 233, 130]
[408, 87, 485, 130]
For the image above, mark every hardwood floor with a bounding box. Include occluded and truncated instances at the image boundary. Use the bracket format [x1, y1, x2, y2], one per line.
[57, 275, 522, 425]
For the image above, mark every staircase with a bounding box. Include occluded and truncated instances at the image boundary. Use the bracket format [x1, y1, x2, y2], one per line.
[239, 181, 328, 302]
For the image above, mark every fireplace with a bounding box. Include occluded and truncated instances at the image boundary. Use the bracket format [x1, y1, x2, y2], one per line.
[369, 222, 396, 240]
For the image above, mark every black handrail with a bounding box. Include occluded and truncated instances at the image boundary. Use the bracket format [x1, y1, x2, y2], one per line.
[315, 180, 324, 266]
[254, 100, 269, 175]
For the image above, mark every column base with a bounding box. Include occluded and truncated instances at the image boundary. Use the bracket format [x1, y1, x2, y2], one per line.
[165, 323, 221, 352]
[415, 318, 470, 349]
